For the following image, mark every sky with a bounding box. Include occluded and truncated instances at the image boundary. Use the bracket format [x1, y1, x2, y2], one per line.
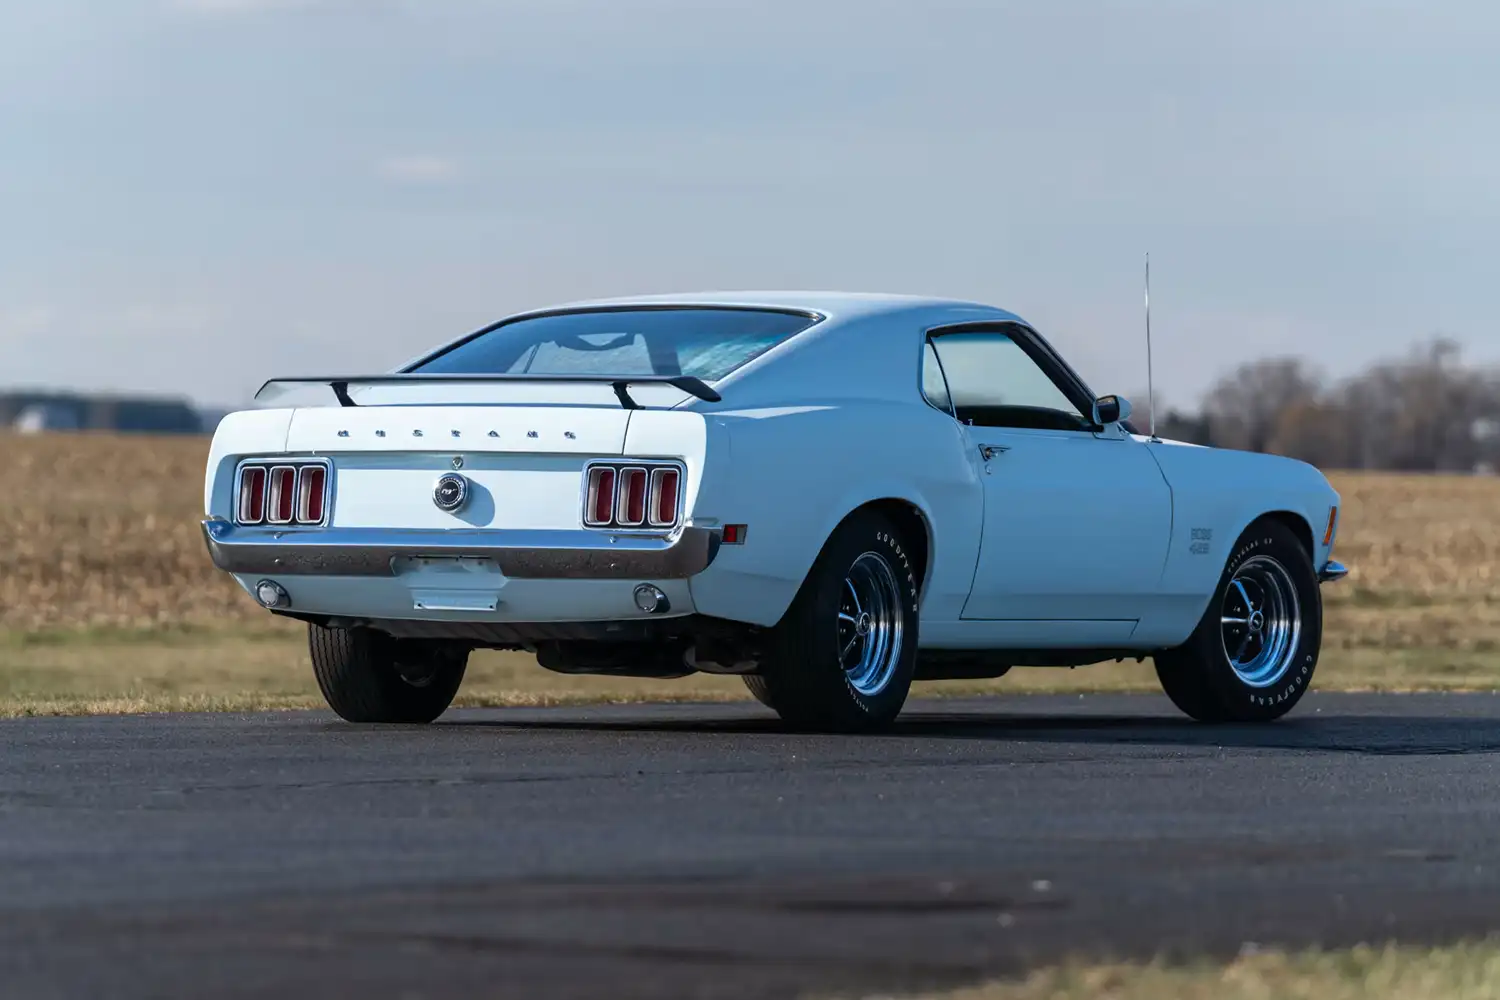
[2, 0, 1497, 411]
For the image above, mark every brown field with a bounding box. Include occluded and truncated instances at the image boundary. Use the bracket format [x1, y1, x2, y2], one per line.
[2, 430, 1499, 714]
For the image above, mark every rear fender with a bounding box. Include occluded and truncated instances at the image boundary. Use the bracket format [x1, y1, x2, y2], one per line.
[204, 409, 294, 516]
[686, 403, 978, 627]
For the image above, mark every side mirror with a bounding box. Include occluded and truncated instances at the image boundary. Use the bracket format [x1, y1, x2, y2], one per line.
[1092, 394, 1132, 426]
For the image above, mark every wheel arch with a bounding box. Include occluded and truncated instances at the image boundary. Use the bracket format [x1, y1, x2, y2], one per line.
[1236, 509, 1315, 562]
[1262, 509, 1315, 559]
[768, 494, 937, 626]
[841, 497, 934, 601]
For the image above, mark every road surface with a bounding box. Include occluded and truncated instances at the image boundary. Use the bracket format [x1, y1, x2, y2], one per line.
[5, 693, 1500, 998]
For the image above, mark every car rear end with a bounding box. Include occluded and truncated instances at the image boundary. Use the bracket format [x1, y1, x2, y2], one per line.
[202, 397, 725, 642]
[200, 304, 819, 651]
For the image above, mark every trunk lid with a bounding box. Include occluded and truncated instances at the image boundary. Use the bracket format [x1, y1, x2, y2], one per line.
[284, 405, 632, 532]
[285, 404, 632, 456]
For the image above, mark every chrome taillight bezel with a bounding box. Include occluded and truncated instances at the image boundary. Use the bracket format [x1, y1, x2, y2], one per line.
[581, 459, 684, 532]
[234, 458, 333, 527]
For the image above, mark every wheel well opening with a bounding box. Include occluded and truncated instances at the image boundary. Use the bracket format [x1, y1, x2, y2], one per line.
[857, 499, 931, 598]
[1266, 511, 1314, 558]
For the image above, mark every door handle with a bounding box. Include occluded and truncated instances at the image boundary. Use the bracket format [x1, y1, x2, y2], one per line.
[978, 443, 1009, 461]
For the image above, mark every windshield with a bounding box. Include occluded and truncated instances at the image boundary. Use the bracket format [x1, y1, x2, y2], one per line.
[409, 307, 819, 381]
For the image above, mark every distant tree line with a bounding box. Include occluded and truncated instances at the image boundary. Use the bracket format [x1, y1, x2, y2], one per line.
[1125, 336, 1500, 473]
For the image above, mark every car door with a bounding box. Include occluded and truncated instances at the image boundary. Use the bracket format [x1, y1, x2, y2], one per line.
[924, 325, 1172, 630]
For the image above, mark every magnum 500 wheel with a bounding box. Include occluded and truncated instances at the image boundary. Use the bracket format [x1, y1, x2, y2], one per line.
[309, 624, 468, 724]
[1154, 517, 1322, 722]
[748, 510, 919, 731]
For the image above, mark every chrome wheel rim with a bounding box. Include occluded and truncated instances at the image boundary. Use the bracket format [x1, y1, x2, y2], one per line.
[1220, 555, 1301, 688]
[837, 551, 906, 697]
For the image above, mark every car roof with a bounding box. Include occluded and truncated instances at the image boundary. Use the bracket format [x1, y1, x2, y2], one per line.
[515, 290, 1026, 325]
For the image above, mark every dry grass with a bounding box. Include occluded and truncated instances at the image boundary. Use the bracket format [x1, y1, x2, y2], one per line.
[2, 431, 1499, 715]
[0, 624, 754, 718]
[858, 942, 1500, 1000]
[0, 431, 250, 631]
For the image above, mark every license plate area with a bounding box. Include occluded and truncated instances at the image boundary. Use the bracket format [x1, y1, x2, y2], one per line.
[393, 556, 506, 612]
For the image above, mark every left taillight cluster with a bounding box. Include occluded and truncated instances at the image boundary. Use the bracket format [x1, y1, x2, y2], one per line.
[237, 462, 329, 526]
[583, 462, 682, 530]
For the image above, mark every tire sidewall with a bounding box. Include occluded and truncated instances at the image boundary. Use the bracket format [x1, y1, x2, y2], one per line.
[793, 512, 921, 726]
[1199, 521, 1322, 719]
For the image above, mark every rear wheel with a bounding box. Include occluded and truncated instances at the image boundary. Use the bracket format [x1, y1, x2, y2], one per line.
[1154, 517, 1321, 722]
[309, 624, 468, 724]
[748, 510, 919, 731]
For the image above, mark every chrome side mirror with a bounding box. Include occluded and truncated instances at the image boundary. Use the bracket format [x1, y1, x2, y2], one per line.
[1092, 394, 1132, 426]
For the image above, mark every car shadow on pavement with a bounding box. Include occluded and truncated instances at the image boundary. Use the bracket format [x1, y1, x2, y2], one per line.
[439, 703, 1500, 756]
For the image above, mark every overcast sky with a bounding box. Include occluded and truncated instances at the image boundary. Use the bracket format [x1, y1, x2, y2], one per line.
[2, 0, 1496, 409]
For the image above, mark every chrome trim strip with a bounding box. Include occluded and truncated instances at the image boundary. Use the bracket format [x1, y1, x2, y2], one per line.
[1318, 560, 1348, 584]
[202, 519, 721, 579]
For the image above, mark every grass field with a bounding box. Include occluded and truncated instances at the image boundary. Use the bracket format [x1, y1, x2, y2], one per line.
[3, 430, 1500, 715]
[856, 941, 1500, 1000]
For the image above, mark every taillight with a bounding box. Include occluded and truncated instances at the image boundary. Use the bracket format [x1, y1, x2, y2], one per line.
[616, 467, 648, 526]
[236, 461, 330, 526]
[297, 466, 327, 524]
[585, 467, 616, 526]
[238, 467, 266, 524]
[649, 468, 679, 527]
[582, 462, 682, 530]
[267, 466, 296, 524]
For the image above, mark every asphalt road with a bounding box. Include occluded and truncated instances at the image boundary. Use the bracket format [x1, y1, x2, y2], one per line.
[6, 692, 1500, 999]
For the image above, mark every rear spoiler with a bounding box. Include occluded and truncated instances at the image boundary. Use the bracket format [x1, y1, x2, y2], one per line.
[253, 374, 723, 410]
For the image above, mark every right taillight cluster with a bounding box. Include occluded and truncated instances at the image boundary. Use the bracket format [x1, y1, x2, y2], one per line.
[584, 462, 682, 529]
[237, 462, 329, 526]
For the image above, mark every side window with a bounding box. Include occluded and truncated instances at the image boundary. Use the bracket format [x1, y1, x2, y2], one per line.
[927, 330, 1090, 432]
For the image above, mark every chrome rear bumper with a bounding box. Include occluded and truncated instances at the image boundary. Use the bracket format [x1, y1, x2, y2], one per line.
[1318, 560, 1349, 583]
[201, 519, 721, 579]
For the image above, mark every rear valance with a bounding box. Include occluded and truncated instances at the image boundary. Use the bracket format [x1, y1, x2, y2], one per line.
[253, 374, 722, 409]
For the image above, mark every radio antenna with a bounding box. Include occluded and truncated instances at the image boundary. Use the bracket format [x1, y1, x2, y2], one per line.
[1145, 252, 1159, 442]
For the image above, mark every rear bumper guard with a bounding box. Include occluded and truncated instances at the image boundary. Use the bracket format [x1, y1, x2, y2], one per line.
[201, 519, 721, 579]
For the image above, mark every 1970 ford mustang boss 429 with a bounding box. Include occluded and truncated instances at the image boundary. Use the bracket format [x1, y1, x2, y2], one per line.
[202, 292, 1348, 730]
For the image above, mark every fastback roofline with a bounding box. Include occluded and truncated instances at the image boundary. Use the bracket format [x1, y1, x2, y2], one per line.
[253, 373, 723, 409]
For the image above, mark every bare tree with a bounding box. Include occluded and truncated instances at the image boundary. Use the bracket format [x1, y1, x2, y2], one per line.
[1201, 358, 1324, 454]
[1120, 390, 1212, 444]
[1340, 337, 1494, 472]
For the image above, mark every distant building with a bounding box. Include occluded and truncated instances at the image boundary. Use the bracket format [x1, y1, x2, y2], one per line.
[0, 391, 209, 435]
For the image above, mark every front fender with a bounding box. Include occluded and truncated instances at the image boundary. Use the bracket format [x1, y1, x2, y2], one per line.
[1136, 441, 1341, 646]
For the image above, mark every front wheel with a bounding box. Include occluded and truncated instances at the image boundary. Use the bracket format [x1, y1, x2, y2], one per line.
[748, 510, 919, 731]
[309, 624, 469, 724]
[1154, 517, 1322, 722]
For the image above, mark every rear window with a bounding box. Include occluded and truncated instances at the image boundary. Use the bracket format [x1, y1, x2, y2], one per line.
[409, 307, 819, 381]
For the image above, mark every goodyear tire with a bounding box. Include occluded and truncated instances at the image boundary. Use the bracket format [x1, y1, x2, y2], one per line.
[309, 624, 468, 724]
[1154, 517, 1322, 722]
[749, 509, 919, 731]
